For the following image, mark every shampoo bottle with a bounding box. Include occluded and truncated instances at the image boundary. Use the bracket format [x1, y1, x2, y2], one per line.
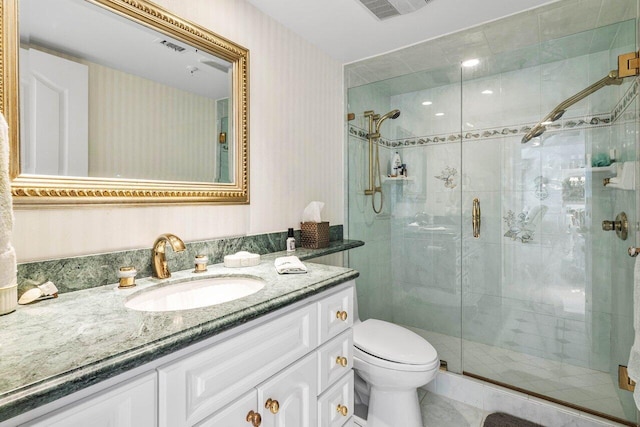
[391, 152, 402, 176]
[286, 228, 296, 252]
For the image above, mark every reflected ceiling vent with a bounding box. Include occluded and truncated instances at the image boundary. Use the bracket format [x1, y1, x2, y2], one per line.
[157, 39, 186, 53]
[358, 0, 432, 20]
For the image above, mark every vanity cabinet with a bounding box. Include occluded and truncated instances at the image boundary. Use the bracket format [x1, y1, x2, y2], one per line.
[198, 353, 317, 427]
[169, 285, 354, 427]
[158, 303, 318, 426]
[21, 372, 157, 427]
[14, 282, 355, 427]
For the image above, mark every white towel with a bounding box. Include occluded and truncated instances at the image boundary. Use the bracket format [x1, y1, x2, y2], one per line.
[0, 112, 13, 254]
[627, 255, 640, 409]
[0, 247, 16, 289]
[0, 112, 15, 292]
[274, 256, 307, 274]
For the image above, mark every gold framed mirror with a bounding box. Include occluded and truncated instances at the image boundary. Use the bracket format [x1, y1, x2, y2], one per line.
[1, 0, 249, 206]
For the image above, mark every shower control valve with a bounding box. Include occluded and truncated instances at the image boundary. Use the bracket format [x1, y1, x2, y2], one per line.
[602, 212, 628, 241]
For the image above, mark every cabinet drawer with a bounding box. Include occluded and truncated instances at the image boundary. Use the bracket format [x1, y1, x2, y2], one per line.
[318, 287, 353, 343]
[22, 373, 157, 427]
[159, 304, 318, 427]
[317, 329, 353, 394]
[318, 370, 354, 427]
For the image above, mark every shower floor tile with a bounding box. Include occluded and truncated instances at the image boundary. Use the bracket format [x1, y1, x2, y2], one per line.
[420, 392, 488, 427]
[404, 326, 626, 421]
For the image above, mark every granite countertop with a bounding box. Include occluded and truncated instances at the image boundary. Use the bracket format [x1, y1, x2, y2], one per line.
[0, 249, 360, 422]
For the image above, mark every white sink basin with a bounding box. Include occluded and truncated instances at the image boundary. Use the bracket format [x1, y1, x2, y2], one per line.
[125, 276, 265, 312]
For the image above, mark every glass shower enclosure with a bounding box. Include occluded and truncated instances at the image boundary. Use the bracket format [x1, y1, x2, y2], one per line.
[346, 5, 639, 424]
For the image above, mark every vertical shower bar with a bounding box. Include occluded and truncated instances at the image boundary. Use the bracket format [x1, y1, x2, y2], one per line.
[364, 110, 376, 196]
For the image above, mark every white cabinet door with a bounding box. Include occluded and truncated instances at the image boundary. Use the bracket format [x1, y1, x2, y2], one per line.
[197, 390, 259, 427]
[21, 373, 156, 427]
[258, 353, 318, 427]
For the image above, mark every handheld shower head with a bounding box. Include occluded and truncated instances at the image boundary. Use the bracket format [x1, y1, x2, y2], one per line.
[375, 109, 401, 133]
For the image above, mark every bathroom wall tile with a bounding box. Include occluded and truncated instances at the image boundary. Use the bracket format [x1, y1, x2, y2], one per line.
[541, 57, 591, 118]
[461, 139, 502, 192]
[481, 10, 540, 56]
[462, 241, 501, 296]
[462, 74, 503, 130]
[393, 287, 461, 336]
[499, 66, 542, 126]
[538, 0, 600, 43]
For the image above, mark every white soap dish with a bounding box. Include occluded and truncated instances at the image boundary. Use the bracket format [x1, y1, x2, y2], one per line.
[224, 251, 261, 268]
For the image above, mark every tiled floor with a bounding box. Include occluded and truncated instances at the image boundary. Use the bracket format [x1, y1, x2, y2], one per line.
[408, 328, 626, 420]
[354, 390, 489, 427]
[418, 390, 488, 427]
[355, 390, 625, 427]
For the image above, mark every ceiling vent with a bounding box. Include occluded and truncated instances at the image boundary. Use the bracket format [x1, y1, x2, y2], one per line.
[157, 39, 186, 53]
[358, 0, 431, 20]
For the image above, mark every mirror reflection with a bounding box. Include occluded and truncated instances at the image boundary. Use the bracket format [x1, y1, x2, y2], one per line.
[19, 0, 234, 183]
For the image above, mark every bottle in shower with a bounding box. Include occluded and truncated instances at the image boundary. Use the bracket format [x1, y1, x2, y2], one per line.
[391, 152, 402, 176]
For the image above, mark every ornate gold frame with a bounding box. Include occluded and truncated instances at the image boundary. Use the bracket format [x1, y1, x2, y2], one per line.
[1, 0, 249, 206]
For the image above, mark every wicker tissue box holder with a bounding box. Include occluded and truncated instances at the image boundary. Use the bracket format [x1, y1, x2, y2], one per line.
[300, 221, 329, 249]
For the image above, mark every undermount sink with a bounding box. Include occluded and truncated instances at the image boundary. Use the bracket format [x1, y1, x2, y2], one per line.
[124, 276, 265, 312]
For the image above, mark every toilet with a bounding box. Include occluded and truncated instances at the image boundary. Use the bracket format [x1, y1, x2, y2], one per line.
[353, 318, 439, 427]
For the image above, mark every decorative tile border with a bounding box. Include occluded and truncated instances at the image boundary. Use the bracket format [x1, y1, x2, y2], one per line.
[348, 76, 639, 149]
[17, 225, 347, 294]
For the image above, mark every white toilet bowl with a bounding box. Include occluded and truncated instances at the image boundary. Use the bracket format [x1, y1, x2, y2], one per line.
[353, 319, 439, 427]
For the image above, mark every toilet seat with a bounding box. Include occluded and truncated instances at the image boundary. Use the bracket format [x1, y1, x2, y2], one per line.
[354, 346, 439, 372]
[353, 319, 439, 371]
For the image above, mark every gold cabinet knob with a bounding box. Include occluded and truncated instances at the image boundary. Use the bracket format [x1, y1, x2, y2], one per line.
[336, 310, 348, 321]
[246, 410, 262, 426]
[336, 356, 348, 367]
[337, 404, 349, 417]
[265, 398, 280, 414]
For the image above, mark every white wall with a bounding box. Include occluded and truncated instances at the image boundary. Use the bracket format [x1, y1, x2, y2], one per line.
[12, 0, 344, 262]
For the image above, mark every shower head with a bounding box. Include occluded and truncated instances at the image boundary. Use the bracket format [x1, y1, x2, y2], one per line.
[375, 109, 401, 133]
[521, 70, 623, 144]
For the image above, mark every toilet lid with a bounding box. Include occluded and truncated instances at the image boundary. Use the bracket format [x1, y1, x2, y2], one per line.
[353, 319, 438, 365]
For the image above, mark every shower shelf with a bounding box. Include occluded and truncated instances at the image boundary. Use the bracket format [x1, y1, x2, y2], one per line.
[383, 176, 414, 183]
[562, 165, 616, 176]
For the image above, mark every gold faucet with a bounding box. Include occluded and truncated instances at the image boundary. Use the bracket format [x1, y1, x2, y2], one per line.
[152, 233, 186, 279]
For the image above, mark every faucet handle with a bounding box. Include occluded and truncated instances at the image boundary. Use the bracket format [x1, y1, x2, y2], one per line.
[194, 255, 208, 273]
[118, 266, 137, 288]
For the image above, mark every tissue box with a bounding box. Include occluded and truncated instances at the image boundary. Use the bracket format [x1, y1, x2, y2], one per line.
[300, 221, 329, 249]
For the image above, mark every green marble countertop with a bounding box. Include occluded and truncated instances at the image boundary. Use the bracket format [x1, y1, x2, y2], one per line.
[0, 245, 361, 422]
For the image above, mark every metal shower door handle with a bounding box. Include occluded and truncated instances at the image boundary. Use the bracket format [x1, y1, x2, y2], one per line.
[472, 198, 481, 238]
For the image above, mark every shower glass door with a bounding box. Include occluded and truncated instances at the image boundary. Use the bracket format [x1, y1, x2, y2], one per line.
[460, 20, 638, 424]
[346, 4, 638, 424]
